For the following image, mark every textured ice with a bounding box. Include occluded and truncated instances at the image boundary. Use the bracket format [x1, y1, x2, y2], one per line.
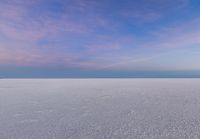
[1, 79, 200, 139]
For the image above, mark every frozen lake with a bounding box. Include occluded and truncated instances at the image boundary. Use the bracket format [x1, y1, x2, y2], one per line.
[1, 79, 200, 139]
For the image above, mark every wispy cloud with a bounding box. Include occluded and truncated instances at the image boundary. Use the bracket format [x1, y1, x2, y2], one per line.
[0, 0, 199, 72]
[147, 18, 200, 49]
[97, 17, 200, 71]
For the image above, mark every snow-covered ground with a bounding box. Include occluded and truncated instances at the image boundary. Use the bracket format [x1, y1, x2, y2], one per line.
[1, 79, 200, 139]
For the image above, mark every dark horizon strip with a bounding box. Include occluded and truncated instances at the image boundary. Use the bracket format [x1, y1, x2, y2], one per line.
[1, 69, 200, 78]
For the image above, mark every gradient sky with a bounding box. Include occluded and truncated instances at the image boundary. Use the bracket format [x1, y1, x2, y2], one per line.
[0, 0, 200, 77]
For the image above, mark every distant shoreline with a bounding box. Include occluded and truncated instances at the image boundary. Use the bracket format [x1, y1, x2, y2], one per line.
[1, 77, 200, 79]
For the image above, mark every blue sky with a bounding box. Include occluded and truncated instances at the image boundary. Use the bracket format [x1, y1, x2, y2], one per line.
[0, 0, 200, 77]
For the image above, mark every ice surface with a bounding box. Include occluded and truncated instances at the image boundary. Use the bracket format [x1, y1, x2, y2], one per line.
[1, 79, 200, 139]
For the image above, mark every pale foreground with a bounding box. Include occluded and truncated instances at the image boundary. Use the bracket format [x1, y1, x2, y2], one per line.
[1, 79, 200, 139]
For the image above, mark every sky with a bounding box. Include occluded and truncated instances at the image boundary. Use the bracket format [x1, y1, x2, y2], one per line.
[0, 0, 200, 77]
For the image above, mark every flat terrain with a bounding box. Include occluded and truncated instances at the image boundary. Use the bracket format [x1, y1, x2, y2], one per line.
[1, 79, 200, 139]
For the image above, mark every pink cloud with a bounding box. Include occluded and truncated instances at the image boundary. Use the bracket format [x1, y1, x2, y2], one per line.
[0, 23, 46, 42]
[0, 0, 39, 19]
[0, 0, 93, 43]
[0, 16, 88, 43]
[0, 45, 83, 68]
